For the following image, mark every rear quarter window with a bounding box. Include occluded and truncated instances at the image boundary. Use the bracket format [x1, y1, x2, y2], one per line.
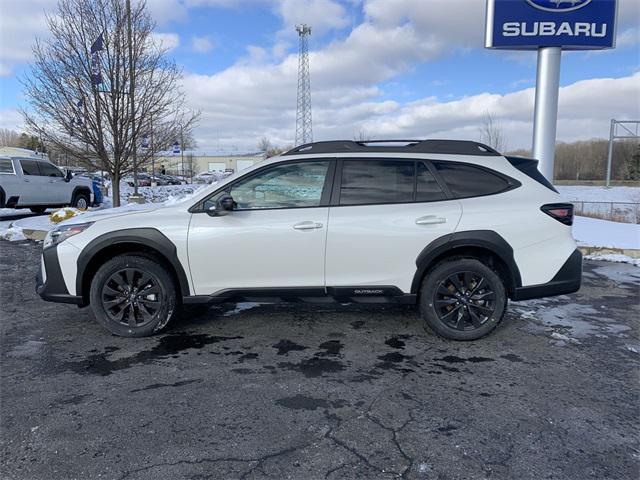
[432, 161, 515, 199]
[0, 159, 14, 174]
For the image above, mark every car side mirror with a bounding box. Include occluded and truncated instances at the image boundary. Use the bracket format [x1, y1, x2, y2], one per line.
[65, 170, 72, 182]
[207, 194, 235, 216]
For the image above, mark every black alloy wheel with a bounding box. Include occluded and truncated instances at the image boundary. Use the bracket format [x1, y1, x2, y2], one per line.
[101, 268, 164, 328]
[90, 254, 177, 337]
[433, 271, 496, 331]
[419, 258, 507, 341]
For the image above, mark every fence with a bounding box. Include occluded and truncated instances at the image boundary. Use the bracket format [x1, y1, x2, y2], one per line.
[572, 201, 639, 224]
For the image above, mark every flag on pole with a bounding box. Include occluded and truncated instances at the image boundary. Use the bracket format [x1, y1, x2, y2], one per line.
[90, 34, 104, 85]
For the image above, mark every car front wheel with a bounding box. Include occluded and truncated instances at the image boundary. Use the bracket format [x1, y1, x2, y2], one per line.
[419, 258, 507, 341]
[72, 192, 90, 209]
[89, 254, 177, 337]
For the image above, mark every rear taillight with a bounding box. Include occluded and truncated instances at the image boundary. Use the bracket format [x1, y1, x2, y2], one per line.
[541, 203, 574, 226]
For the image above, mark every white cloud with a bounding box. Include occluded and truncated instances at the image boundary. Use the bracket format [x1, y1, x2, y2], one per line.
[0, 108, 24, 131]
[152, 32, 181, 51]
[0, 0, 54, 76]
[191, 36, 214, 53]
[145, 0, 188, 25]
[182, 66, 640, 151]
[277, 0, 349, 36]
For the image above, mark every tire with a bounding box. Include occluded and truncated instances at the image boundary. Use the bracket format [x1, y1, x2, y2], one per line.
[89, 254, 177, 337]
[72, 192, 90, 209]
[30, 207, 47, 214]
[419, 258, 507, 341]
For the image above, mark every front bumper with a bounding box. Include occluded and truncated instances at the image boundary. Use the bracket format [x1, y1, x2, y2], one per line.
[36, 246, 84, 305]
[511, 249, 582, 301]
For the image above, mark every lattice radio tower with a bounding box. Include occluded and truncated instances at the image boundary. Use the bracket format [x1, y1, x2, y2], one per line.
[295, 24, 313, 146]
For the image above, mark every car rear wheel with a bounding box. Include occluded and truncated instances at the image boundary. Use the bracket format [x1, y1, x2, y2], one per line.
[419, 258, 507, 341]
[72, 192, 90, 209]
[90, 255, 177, 337]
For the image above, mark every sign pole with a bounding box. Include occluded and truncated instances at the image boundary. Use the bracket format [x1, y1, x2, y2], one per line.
[531, 46, 562, 183]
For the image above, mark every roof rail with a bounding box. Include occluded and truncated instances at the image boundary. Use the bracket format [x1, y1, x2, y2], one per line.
[282, 139, 501, 156]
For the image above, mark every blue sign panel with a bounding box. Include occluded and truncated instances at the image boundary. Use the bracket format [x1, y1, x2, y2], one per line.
[172, 141, 180, 154]
[486, 0, 617, 50]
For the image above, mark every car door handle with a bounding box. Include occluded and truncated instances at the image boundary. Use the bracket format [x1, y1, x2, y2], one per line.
[416, 215, 446, 225]
[293, 221, 323, 230]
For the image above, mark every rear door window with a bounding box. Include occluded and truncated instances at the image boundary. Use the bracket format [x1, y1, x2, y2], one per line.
[416, 162, 447, 202]
[19, 159, 41, 176]
[0, 159, 14, 174]
[339, 159, 414, 205]
[432, 162, 511, 198]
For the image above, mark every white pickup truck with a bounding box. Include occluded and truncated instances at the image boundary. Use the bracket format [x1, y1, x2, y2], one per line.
[0, 147, 94, 213]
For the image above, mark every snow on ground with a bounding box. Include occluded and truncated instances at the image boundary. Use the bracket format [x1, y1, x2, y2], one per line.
[558, 185, 640, 203]
[584, 253, 640, 267]
[572, 216, 640, 250]
[102, 183, 207, 208]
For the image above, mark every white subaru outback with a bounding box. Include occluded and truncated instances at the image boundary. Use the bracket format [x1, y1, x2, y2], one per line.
[36, 140, 581, 340]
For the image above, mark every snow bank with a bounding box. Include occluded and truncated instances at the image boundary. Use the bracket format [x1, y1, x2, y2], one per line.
[573, 216, 640, 250]
[558, 186, 640, 203]
[584, 253, 640, 267]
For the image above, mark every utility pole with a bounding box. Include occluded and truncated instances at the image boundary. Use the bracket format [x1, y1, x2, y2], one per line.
[295, 24, 312, 146]
[126, 0, 138, 196]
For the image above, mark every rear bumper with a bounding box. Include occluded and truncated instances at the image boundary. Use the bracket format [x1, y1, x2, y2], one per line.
[511, 249, 582, 301]
[36, 246, 84, 305]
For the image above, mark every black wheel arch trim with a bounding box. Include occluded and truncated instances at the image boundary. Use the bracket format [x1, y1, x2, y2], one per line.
[511, 249, 582, 301]
[76, 228, 191, 300]
[72, 186, 91, 201]
[411, 230, 522, 295]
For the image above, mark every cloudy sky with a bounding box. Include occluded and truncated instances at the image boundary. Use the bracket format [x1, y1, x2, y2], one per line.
[0, 0, 639, 151]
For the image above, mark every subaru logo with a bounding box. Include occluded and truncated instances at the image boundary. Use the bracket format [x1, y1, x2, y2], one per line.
[526, 0, 592, 12]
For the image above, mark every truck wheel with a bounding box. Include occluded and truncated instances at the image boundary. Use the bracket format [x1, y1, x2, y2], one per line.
[90, 254, 177, 337]
[72, 192, 90, 209]
[419, 258, 507, 341]
[30, 207, 47, 214]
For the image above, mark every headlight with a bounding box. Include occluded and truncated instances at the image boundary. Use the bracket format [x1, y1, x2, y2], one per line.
[43, 222, 93, 249]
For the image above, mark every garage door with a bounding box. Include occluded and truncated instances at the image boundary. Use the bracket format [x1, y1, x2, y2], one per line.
[207, 162, 226, 172]
[236, 160, 255, 172]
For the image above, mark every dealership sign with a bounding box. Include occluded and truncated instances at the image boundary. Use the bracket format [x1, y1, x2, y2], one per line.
[486, 0, 617, 50]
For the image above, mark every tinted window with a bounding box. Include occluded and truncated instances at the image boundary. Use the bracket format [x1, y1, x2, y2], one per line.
[340, 160, 414, 205]
[433, 162, 510, 198]
[38, 162, 64, 177]
[416, 162, 447, 202]
[205, 161, 330, 210]
[0, 159, 14, 174]
[19, 159, 40, 176]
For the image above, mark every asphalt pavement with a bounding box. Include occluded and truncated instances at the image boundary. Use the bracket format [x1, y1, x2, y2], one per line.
[1, 240, 638, 480]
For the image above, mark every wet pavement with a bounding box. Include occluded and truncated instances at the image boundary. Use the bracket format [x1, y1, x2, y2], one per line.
[1, 240, 639, 480]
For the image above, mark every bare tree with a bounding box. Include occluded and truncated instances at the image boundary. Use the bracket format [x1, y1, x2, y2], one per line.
[22, 0, 198, 206]
[257, 136, 272, 152]
[479, 112, 507, 153]
[0, 128, 21, 147]
[353, 128, 374, 142]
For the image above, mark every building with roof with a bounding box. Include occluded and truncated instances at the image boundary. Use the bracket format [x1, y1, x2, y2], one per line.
[152, 150, 266, 176]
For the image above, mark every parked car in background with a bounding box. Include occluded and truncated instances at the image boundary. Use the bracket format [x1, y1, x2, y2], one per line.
[36, 139, 581, 339]
[0, 147, 94, 212]
[193, 171, 229, 184]
[123, 173, 152, 187]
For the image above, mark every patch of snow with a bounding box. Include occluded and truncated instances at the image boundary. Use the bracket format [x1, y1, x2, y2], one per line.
[573, 216, 640, 250]
[0, 220, 26, 241]
[222, 302, 263, 316]
[585, 253, 640, 267]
